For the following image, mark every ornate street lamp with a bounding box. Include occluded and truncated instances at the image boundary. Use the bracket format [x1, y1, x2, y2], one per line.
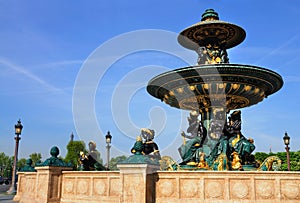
[105, 131, 112, 170]
[7, 119, 23, 194]
[283, 132, 291, 171]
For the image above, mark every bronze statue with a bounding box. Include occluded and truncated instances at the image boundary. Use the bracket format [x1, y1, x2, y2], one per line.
[140, 128, 161, 159]
[19, 158, 36, 172]
[131, 136, 144, 155]
[178, 111, 207, 165]
[78, 141, 105, 171]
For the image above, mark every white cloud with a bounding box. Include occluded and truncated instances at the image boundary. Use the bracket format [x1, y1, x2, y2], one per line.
[0, 58, 64, 93]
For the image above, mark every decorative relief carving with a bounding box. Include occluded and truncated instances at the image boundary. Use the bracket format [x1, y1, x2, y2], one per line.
[77, 179, 89, 195]
[180, 179, 200, 198]
[205, 179, 224, 199]
[110, 178, 121, 196]
[94, 178, 107, 196]
[156, 179, 176, 197]
[63, 179, 74, 194]
[230, 180, 249, 199]
[255, 179, 275, 199]
[281, 180, 300, 200]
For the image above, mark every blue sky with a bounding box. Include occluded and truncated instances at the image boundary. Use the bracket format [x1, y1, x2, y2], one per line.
[1, 0, 300, 162]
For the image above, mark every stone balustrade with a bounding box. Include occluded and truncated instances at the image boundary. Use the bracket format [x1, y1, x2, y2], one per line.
[14, 165, 300, 203]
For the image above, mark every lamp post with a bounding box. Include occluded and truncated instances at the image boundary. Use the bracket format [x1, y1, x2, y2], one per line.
[105, 131, 112, 170]
[7, 119, 23, 194]
[283, 132, 291, 171]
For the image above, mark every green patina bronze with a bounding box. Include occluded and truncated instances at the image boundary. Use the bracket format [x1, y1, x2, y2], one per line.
[147, 9, 283, 171]
[118, 154, 160, 165]
[36, 146, 72, 167]
[19, 158, 36, 172]
[201, 9, 219, 21]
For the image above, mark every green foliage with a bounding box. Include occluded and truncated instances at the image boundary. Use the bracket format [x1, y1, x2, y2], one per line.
[254, 152, 269, 163]
[18, 158, 27, 170]
[29, 153, 42, 166]
[255, 150, 300, 171]
[109, 155, 128, 171]
[0, 152, 13, 178]
[64, 141, 87, 169]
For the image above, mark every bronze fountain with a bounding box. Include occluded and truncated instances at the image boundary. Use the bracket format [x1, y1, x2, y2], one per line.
[146, 9, 283, 170]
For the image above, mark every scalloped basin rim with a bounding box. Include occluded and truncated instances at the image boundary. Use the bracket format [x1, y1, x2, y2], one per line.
[148, 64, 283, 81]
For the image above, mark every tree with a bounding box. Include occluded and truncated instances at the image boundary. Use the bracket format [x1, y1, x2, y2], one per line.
[254, 150, 300, 171]
[17, 158, 26, 170]
[109, 155, 128, 171]
[64, 141, 87, 169]
[0, 152, 13, 178]
[29, 153, 42, 166]
[254, 152, 269, 163]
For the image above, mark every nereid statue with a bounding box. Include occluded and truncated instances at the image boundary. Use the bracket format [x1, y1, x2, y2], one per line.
[131, 128, 161, 160]
[178, 111, 207, 166]
[78, 141, 105, 171]
[177, 110, 259, 171]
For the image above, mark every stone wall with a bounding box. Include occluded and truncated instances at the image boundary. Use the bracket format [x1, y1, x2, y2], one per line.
[15, 166, 300, 203]
[60, 171, 121, 203]
[156, 171, 300, 203]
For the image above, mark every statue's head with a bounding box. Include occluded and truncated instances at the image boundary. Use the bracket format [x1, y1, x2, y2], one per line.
[248, 138, 254, 144]
[88, 141, 96, 151]
[231, 110, 241, 121]
[26, 158, 33, 165]
[213, 108, 225, 120]
[141, 128, 155, 141]
[190, 110, 199, 118]
[50, 146, 59, 158]
[136, 136, 142, 142]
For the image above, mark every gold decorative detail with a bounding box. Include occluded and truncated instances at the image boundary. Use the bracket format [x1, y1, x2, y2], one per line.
[214, 153, 229, 171]
[189, 85, 196, 91]
[258, 156, 282, 171]
[159, 156, 180, 171]
[260, 92, 265, 97]
[231, 133, 240, 147]
[254, 88, 260, 94]
[177, 87, 184, 93]
[232, 84, 240, 90]
[231, 151, 242, 170]
[203, 84, 209, 89]
[218, 83, 225, 89]
[213, 107, 224, 115]
[244, 85, 252, 91]
[186, 161, 198, 166]
[169, 91, 175, 96]
[198, 152, 209, 169]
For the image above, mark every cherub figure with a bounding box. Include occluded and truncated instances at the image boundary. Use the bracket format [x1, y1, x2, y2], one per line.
[131, 136, 144, 155]
[198, 152, 209, 169]
[231, 151, 242, 170]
